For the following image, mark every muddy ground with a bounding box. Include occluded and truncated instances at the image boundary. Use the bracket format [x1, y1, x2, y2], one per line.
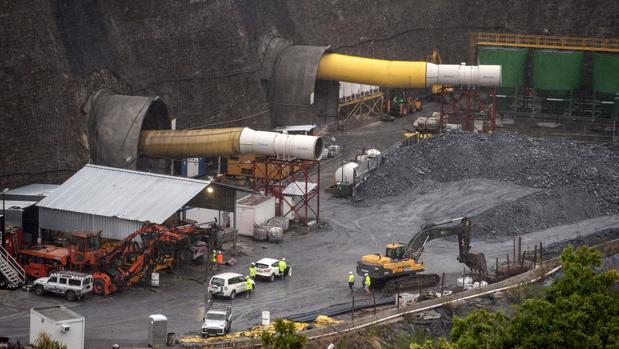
[1, 107, 618, 348]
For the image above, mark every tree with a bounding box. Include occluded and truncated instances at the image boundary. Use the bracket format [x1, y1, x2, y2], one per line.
[34, 333, 67, 349]
[505, 245, 619, 348]
[411, 245, 619, 349]
[262, 319, 307, 349]
[450, 310, 508, 349]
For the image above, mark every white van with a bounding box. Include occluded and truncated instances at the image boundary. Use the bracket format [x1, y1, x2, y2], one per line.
[208, 272, 248, 299]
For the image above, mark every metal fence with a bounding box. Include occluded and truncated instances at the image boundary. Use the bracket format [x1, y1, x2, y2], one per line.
[353, 140, 405, 188]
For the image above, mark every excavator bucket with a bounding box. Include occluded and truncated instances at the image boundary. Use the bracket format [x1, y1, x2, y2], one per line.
[458, 252, 489, 275]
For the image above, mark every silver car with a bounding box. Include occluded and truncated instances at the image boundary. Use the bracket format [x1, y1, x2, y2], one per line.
[201, 303, 232, 338]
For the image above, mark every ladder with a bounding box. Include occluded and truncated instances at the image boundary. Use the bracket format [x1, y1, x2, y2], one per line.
[0, 244, 25, 288]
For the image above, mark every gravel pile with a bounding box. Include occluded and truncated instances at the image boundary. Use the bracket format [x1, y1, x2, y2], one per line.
[355, 131, 619, 235]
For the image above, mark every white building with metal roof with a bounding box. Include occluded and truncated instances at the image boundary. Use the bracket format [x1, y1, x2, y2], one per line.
[36, 165, 215, 240]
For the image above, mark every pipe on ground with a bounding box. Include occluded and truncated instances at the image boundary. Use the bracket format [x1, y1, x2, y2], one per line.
[316, 53, 501, 88]
[139, 127, 324, 161]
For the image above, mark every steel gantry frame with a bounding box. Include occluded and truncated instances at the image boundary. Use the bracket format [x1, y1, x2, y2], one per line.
[338, 91, 384, 125]
[252, 158, 320, 226]
[469, 32, 619, 63]
[439, 87, 497, 132]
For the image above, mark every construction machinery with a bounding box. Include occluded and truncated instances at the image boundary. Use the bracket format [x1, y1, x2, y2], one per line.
[357, 217, 488, 291]
[4, 222, 219, 295]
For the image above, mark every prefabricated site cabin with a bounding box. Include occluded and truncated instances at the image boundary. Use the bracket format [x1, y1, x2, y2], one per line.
[30, 306, 84, 349]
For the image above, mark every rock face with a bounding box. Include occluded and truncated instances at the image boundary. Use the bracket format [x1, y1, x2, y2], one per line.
[2, 0, 618, 187]
[355, 130, 619, 236]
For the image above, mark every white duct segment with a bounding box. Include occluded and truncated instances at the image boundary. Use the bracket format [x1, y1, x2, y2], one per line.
[426, 63, 501, 87]
[239, 128, 324, 161]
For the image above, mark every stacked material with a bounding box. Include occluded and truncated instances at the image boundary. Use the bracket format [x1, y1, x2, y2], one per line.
[355, 130, 619, 237]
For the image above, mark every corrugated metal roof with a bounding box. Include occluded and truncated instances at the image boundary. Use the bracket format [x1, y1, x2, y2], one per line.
[3, 200, 37, 210]
[282, 181, 318, 196]
[272, 124, 317, 132]
[5, 184, 58, 196]
[33, 306, 83, 322]
[37, 165, 210, 224]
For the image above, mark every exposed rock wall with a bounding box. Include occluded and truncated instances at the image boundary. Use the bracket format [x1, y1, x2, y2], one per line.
[1, 0, 617, 187]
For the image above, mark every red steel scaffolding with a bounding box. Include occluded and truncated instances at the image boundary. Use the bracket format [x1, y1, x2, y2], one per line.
[439, 87, 497, 132]
[252, 158, 320, 226]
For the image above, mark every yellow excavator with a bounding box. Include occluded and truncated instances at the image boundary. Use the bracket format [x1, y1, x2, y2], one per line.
[357, 217, 488, 290]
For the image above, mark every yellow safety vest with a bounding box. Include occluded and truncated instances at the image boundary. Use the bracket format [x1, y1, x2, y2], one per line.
[278, 260, 287, 273]
[246, 278, 253, 290]
[211, 251, 217, 263]
[348, 274, 355, 283]
[364, 275, 371, 287]
[249, 266, 256, 277]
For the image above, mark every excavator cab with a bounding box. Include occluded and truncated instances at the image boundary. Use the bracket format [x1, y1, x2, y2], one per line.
[385, 243, 407, 261]
[69, 232, 104, 270]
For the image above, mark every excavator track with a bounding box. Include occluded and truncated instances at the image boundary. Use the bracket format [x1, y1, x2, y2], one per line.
[381, 273, 440, 296]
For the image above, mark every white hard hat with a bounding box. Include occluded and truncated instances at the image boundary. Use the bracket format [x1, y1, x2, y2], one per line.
[348, 271, 353, 274]
[365, 273, 368, 276]
[251, 262, 255, 266]
[282, 258, 286, 261]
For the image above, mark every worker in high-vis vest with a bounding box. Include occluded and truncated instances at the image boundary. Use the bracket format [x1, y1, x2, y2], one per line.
[211, 250, 217, 271]
[278, 258, 287, 278]
[216, 251, 223, 270]
[347, 271, 355, 290]
[246, 276, 254, 298]
[363, 273, 371, 290]
[249, 263, 257, 279]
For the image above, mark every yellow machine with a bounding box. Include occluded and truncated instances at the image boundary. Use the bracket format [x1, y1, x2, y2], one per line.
[226, 154, 295, 180]
[357, 217, 487, 289]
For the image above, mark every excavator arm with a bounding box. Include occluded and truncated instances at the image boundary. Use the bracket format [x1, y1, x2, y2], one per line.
[407, 217, 488, 275]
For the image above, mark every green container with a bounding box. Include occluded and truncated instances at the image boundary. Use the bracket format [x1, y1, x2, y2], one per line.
[593, 53, 619, 95]
[532, 50, 583, 91]
[478, 46, 528, 88]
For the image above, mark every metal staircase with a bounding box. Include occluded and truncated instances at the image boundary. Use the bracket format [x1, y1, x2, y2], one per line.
[0, 244, 25, 288]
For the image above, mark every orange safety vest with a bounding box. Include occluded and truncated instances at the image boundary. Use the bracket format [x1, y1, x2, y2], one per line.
[216, 252, 223, 264]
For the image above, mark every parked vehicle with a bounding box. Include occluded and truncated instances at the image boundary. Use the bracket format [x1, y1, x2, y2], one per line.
[33, 271, 93, 301]
[201, 303, 232, 338]
[208, 272, 248, 299]
[254, 258, 292, 282]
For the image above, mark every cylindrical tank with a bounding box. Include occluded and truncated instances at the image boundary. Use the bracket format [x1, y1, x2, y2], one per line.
[365, 149, 381, 158]
[532, 50, 584, 92]
[477, 46, 528, 88]
[592, 53, 619, 95]
[334, 162, 359, 184]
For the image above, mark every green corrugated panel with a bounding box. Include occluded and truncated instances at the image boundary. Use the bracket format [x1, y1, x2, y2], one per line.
[478, 46, 528, 88]
[593, 53, 619, 95]
[533, 50, 583, 91]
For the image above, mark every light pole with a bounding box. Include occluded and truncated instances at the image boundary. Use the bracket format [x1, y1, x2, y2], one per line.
[2, 188, 8, 249]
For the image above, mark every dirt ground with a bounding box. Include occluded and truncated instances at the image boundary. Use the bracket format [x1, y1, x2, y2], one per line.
[1, 105, 618, 348]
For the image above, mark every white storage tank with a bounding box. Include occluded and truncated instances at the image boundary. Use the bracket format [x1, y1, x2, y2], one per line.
[30, 306, 85, 349]
[365, 149, 381, 158]
[334, 162, 359, 184]
[236, 195, 276, 237]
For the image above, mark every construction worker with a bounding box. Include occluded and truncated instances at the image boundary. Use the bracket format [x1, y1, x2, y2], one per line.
[363, 273, 371, 291]
[249, 262, 257, 279]
[347, 271, 355, 290]
[246, 276, 255, 298]
[278, 258, 287, 279]
[216, 251, 223, 270]
[211, 250, 217, 271]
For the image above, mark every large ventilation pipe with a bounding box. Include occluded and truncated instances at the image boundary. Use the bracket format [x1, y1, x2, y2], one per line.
[139, 127, 324, 161]
[316, 53, 501, 88]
